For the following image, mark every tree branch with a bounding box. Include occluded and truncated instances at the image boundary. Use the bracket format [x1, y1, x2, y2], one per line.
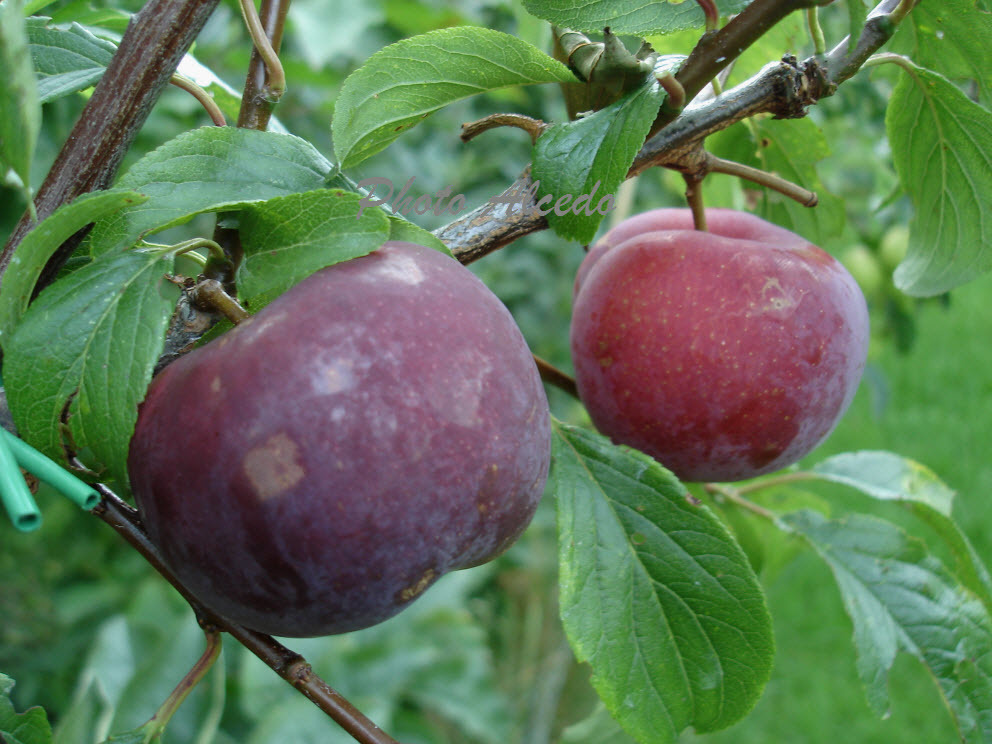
[440, 0, 907, 264]
[91, 485, 402, 744]
[0, 0, 222, 294]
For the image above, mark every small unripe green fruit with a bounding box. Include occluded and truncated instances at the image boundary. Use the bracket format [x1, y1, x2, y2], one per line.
[841, 244, 884, 297]
[879, 225, 910, 271]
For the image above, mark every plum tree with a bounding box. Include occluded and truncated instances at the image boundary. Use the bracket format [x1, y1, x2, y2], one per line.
[570, 208, 870, 482]
[128, 241, 551, 637]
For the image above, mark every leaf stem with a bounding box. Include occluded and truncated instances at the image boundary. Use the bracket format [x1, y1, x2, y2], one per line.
[142, 627, 223, 739]
[171, 238, 228, 264]
[806, 8, 826, 55]
[655, 70, 686, 111]
[731, 470, 818, 496]
[704, 483, 779, 522]
[696, 0, 720, 32]
[887, 0, 918, 25]
[461, 114, 548, 145]
[237, 0, 286, 102]
[170, 73, 227, 126]
[236, 0, 290, 130]
[861, 51, 917, 74]
[705, 154, 818, 207]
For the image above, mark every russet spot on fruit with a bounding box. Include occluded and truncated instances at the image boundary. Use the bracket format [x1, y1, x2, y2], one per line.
[128, 241, 551, 637]
[570, 208, 870, 483]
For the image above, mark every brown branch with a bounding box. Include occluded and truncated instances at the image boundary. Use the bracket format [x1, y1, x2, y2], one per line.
[656, 0, 826, 136]
[534, 355, 578, 399]
[439, 0, 910, 267]
[824, 0, 903, 86]
[441, 57, 820, 264]
[0, 0, 222, 295]
[91, 485, 402, 744]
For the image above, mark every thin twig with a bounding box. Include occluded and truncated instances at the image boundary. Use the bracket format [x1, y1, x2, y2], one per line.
[534, 355, 578, 399]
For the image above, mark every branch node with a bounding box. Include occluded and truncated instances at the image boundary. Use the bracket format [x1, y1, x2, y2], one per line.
[191, 279, 251, 325]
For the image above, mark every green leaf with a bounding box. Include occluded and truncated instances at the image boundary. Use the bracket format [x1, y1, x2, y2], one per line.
[0, 0, 42, 196]
[0, 189, 147, 350]
[87, 127, 334, 254]
[331, 26, 576, 169]
[811, 450, 954, 514]
[24, 20, 260, 130]
[533, 58, 684, 244]
[890, 0, 992, 107]
[522, 0, 749, 36]
[783, 510, 992, 740]
[4, 248, 180, 487]
[550, 421, 774, 743]
[387, 213, 451, 255]
[236, 190, 391, 307]
[25, 17, 115, 102]
[810, 451, 992, 617]
[886, 64, 992, 296]
[0, 673, 53, 744]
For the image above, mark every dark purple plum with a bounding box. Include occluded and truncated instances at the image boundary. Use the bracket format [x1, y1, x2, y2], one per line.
[129, 241, 550, 637]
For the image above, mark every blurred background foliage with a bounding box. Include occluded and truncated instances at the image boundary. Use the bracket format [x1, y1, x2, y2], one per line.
[1, 0, 989, 742]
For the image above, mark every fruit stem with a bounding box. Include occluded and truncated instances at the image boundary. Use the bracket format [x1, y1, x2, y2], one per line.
[169, 73, 227, 126]
[534, 355, 579, 399]
[705, 154, 818, 207]
[682, 172, 708, 232]
[89, 482, 404, 744]
[461, 114, 549, 145]
[192, 279, 251, 325]
[140, 627, 223, 740]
